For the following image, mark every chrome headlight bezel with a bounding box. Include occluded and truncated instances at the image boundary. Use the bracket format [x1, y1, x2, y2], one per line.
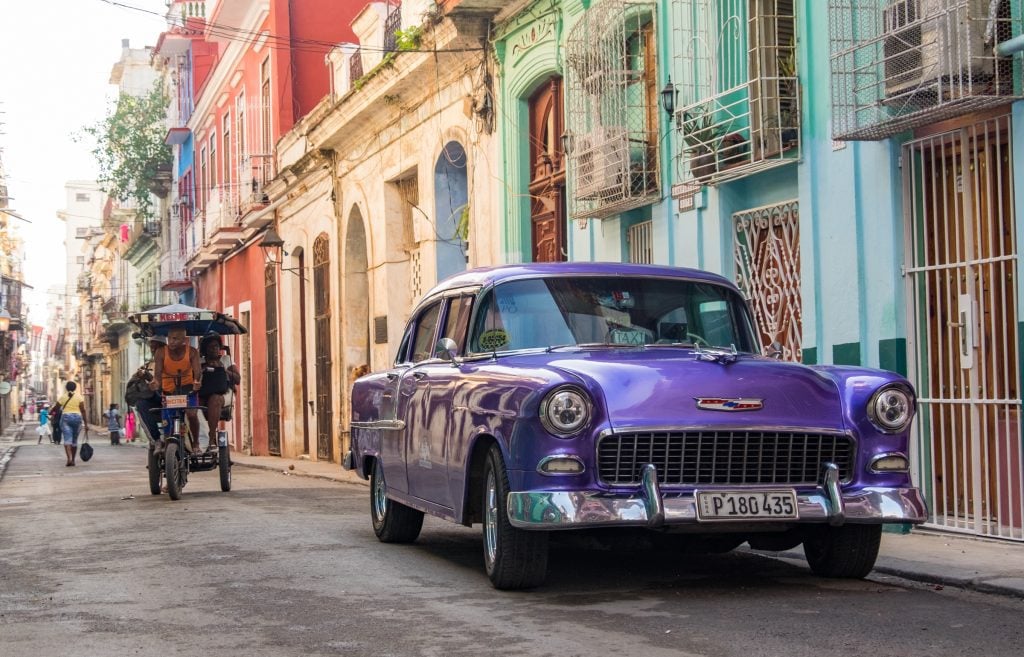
[539, 385, 592, 437]
[867, 384, 915, 434]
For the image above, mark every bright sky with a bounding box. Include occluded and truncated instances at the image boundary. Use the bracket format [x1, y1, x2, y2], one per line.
[0, 0, 167, 326]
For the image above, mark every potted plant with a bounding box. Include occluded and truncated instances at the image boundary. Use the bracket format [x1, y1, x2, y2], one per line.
[680, 109, 725, 182]
[777, 39, 799, 147]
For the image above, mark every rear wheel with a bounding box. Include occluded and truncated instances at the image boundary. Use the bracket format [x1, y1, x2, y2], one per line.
[165, 442, 183, 501]
[482, 445, 548, 590]
[147, 448, 161, 495]
[218, 445, 231, 492]
[370, 459, 423, 543]
[803, 524, 882, 579]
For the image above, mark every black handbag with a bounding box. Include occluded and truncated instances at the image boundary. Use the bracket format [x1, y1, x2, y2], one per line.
[80, 440, 93, 462]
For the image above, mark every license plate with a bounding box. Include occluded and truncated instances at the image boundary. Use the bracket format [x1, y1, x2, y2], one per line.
[165, 395, 189, 409]
[696, 490, 798, 520]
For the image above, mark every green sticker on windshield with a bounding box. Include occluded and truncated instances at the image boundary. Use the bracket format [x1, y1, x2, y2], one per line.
[479, 329, 509, 351]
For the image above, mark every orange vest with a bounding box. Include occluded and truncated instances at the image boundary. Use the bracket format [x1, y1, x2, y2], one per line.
[161, 348, 194, 393]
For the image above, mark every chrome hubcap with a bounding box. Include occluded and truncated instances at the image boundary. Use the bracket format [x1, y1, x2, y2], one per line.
[484, 470, 497, 565]
[373, 465, 387, 521]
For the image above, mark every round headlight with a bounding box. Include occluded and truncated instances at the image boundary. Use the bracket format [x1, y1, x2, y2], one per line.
[540, 386, 591, 436]
[868, 386, 914, 433]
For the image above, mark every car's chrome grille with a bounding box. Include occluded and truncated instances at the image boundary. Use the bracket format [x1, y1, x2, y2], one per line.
[597, 431, 854, 486]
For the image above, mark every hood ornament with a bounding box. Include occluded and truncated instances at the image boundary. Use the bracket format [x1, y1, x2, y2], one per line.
[694, 343, 738, 364]
[695, 397, 764, 411]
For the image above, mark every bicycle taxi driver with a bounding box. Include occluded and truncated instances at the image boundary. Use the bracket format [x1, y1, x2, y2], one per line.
[150, 326, 203, 452]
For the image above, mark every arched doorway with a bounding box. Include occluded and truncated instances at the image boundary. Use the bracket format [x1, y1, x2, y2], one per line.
[343, 206, 370, 452]
[434, 141, 468, 281]
[528, 77, 567, 262]
[313, 233, 334, 461]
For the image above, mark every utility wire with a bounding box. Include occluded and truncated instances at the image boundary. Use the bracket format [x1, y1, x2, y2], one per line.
[96, 0, 486, 55]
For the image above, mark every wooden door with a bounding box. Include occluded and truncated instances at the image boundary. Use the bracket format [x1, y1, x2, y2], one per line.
[313, 235, 334, 461]
[528, 78, 567, 262]
[265, 264, 281, 456]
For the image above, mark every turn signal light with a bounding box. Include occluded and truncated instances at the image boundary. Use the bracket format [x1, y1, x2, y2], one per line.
[870, 454, 909, 472]
[538, 456, 584, 475]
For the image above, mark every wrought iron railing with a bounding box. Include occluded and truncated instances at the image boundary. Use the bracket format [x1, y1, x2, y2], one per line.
[669, 0, 801, 188]
[384, 3, 402, 52]
[349, 47, 364, 83]
[566, 0, 660, 221]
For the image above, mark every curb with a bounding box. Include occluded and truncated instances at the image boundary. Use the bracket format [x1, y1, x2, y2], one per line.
[769, 548, 1024, 600]
[0, 445, 17, 483]
[230, 459, 368, 487]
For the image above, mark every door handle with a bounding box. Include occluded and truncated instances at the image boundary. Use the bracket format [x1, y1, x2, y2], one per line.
[412, 371, 427, 380]
[385, 372, 399, 381]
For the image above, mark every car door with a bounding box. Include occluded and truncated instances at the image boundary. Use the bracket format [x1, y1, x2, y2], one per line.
[425, 294, 475, 508]
[377, 325, 414, 494]
[398, 301, 451, 507]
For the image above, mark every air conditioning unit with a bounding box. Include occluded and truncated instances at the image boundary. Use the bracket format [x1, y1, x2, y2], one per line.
[882, 0, 1001, 101]
[574, 127, 630, 202]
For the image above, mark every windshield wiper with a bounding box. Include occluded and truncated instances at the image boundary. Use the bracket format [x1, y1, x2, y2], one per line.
[548, 343, 618, 352]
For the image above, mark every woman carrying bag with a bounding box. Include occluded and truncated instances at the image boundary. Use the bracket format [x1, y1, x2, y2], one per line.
[53, 381, 89, 466]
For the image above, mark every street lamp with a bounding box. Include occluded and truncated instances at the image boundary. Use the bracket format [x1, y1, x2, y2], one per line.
[660, 77, 677, 117]
[258, 227, 286, 266]
[0, 308, 11, 333]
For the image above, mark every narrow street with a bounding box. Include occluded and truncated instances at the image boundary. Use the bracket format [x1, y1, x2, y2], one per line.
[1, 439, 1021, 657]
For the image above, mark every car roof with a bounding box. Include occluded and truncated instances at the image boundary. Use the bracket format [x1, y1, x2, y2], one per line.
[425, 262, 738, 297]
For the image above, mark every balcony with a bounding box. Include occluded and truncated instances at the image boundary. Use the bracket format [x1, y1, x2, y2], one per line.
[669, 0, 801, 188]
[566, 0, 660, 221]
[160, 249, 192, 291]
[829, 0, 1021, 141]
[203, 184, 244, 250]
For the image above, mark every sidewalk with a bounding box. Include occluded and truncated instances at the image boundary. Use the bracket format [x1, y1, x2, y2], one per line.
[5, 420, 1023, 598]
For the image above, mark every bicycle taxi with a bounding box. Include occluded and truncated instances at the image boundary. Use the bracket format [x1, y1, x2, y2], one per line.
[129, 304, 247, 501]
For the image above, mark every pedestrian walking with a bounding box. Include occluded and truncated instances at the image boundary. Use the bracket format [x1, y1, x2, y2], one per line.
[125, 408, 136, 443]
[53, 381, 89, 466]
[36, 406, 49, 444]
[104, 403, 123, 446]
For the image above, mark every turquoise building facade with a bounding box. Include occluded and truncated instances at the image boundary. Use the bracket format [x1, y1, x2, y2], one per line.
[492, 0, 1024, 542]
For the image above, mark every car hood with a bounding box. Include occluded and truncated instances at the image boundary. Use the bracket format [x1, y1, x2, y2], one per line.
[537, 350, 846, 431]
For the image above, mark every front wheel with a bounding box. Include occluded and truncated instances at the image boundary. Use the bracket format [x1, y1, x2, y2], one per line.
[218, 445, 231, 492]
[803, 524, 882, 579]
[370, 459, 423, 543]
[165, 442, 183, 501]
[148, 448, 161, 495]
[482, 445, 548, 590]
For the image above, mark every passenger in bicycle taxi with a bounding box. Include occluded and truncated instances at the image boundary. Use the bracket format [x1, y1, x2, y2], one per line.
[197, 333, 240, 451]
[149, 327, 202, 451]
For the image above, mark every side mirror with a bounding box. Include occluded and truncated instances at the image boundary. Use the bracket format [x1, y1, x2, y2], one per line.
[766, 341, 784, 360]
[435, 337, 460, 364]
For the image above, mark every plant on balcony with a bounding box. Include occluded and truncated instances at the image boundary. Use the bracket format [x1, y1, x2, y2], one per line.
[78, 81, 172, 222]
[680, 108, 726, 183]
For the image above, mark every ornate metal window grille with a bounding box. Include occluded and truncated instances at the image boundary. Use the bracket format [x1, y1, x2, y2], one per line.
[670, 0, 800, 187]
[733, 200, 802, 361]
[829, 0, 1021, 141]
[566, 0, 660, 221]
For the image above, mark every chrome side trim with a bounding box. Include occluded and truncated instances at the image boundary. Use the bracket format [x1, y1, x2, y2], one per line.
[599, 425, 849, 437]
[506, 486, 928, 530]
[350, 420, 406, 431]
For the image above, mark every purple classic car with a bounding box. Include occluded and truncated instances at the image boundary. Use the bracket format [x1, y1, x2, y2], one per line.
[345, 263, 927, 589]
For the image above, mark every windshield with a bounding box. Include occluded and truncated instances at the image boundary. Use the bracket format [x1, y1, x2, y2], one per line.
[468, 276, 757, 353]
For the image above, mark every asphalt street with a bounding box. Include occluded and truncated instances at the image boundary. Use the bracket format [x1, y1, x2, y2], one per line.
[1, 440, 1022, 657]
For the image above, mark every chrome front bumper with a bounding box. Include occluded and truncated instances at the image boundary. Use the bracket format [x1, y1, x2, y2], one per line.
[507, 464, 928, 530]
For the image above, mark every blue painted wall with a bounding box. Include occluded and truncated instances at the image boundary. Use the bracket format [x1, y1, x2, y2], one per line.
[433, 141, 469, 282]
